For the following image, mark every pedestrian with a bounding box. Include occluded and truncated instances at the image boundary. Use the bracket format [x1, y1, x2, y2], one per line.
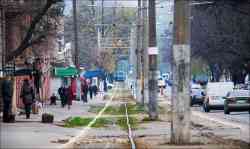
[104, 80, 107, 92]
[88, 79, 93, 99]
[58, 85, 66, 107]
[20, 79, 35, 119]
[93, 84, 98, 96]
[50, 93, 57, 105]
[68, 80, 75, 110]
[81, 78, 88, 103]
[1, 76, 13, 122]
[99, 80, 104, 98]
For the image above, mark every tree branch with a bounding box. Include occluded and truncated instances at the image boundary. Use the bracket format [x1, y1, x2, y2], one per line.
[6, 0, 58, 62]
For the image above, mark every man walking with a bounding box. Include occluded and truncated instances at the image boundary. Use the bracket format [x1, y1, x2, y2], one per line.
[1, 76, 13, 122]
[58, 85, 66, 107]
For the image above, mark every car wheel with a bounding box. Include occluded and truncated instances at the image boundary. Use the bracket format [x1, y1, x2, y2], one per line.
[224, 100, 230, 115]
[203, 102, 210, 112]
[224, 109, 230, 114]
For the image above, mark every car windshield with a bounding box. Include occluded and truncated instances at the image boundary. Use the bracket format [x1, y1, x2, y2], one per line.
[206, 82, 234, 97]
[227, 90, 250, 98]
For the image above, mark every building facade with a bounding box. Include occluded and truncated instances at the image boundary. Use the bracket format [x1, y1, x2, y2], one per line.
[0, 0, 62, 109]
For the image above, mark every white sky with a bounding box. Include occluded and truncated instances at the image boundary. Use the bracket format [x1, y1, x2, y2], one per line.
[64, 0, 138, 15]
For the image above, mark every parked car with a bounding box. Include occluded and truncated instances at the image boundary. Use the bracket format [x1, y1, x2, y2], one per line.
[165, 79, 173, 86]
[203, 82, 234, 112]
[190, 83, 205, 106]
[107, 82, 114, 89]
[224, 90, 250, 114]
[158, 78, 166, 89]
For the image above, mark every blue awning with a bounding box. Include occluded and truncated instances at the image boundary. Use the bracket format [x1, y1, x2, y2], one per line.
[81, 69, 105, 78]
[82, 69, 105, 79]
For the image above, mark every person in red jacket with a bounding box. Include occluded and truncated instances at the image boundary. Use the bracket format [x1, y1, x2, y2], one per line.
[68, 78, 76, 110]
[81, 77, 88, 103]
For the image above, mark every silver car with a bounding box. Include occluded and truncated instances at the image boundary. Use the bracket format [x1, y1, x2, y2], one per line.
[203, 82, 234, 112]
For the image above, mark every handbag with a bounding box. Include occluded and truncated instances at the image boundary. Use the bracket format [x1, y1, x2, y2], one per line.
[32, 103, 39, 114]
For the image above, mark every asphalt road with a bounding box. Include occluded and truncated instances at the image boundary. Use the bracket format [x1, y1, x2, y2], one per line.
[192, 106, 250, 125]
[164, 86, 250, 126]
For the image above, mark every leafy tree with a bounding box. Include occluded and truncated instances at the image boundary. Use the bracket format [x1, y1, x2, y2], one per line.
[191, 0, 250, 83]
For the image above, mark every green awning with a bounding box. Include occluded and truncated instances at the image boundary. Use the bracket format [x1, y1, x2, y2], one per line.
[54, 67, 78, 77]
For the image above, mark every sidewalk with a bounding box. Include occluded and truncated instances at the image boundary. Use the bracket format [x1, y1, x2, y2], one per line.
[0, 95, 106, 149]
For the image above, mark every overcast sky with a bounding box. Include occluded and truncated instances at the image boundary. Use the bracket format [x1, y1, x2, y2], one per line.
[64, 0, 138, 15]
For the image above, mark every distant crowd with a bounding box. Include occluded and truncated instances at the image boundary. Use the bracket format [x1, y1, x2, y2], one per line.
[1, 76, 107, 122]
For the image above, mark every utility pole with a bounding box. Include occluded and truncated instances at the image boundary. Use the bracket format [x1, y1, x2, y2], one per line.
[73, 0, 79, 69]
[148, 0, 158, 120]
[142, 0, 149, 106]
[136, 0, 142, 104]
[101, 0, 104, 37]
[171, 0, 191, 144]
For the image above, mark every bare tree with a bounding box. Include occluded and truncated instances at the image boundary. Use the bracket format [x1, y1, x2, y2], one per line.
[5, 0, 64, 62]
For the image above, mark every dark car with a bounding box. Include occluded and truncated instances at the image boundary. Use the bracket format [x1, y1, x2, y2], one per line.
[224, 90, 250, 114]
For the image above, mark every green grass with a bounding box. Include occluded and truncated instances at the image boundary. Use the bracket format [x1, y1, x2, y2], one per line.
[88, 104, 166, 115]
[86, 104, 168, 130]
[116, 116, 139, 130]
[125, 104, 147, 115]
[88, 104, 147, 115]
[63, 116, 139, 130]
[88, 105, 124, 115]
[64, 116, 113, 128]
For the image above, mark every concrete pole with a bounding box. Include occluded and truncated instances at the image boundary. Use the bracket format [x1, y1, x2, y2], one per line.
[142, 0, 149, 105]
[101, 0, 104, 37]
[136, 0, 142, 104]
[148, 0, 158, 120]
[73, 0, 79, 69]
[171, 0, 191, 144]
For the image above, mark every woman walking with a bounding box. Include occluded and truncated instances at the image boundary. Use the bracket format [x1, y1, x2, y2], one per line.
[20, 79, 35, 119]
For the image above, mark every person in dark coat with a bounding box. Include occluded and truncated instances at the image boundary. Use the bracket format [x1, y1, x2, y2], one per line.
[50, 93, 57, 105]
[81, 78, 88, 103]
[1, 76, 13, 122]
[88, 79, 93, 99]
[20, 79, 35, 119]
[93, 85, 98, 96]
[58, 85, 66, 107]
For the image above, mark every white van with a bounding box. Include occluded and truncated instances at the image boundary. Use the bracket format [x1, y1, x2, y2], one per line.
[203, 82, 234, 112]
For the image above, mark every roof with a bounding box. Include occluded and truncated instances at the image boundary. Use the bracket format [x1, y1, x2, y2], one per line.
[54, 67, 78, 77]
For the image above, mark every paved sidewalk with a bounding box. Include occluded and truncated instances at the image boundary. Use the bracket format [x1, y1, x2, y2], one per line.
[0, 95, 106, 149]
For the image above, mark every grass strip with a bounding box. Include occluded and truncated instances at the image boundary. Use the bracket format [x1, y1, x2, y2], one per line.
[116, 116, 139, 130]
[63, 116, 114, 128]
